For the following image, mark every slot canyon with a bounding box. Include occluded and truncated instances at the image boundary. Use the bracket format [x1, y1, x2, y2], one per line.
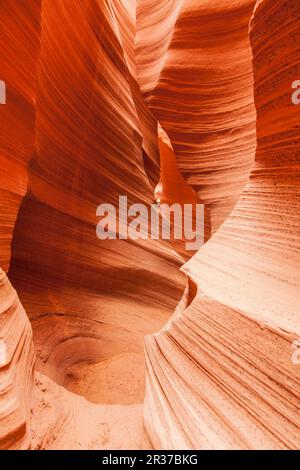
[0, 0, 300, 450]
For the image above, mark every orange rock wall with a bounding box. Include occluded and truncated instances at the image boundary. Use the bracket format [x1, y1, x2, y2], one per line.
[0, 0, 299, 451]
[0, 0, 184, 448]
[136, 0, 257, 231]
[0, 0, 41, 272]
[0, 270, 34, 449]
[144, 0, 300, 450]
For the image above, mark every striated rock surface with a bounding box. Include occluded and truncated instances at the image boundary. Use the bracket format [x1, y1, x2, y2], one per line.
[155, 126, 211, 260]
[144, 0, 300, 450]
[0, 0, 299, 451]
[8, 0, 185, 396]
[0, 269, 34, 449]
[0, 0, 41, 272]
[136, 0, 257, 231]
[1, 0, 184, 448]
[136, 0, 184, 95]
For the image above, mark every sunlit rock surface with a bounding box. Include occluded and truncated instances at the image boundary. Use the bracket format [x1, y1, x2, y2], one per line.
[0, 269, 34, 449]
[136, 0, 257, 231]
[0, 0, 299, 450]
[144, 0, 300, 450]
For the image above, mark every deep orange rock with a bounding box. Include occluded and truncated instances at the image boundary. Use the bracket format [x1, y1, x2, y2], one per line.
[0, 0, 299, 451]
[137, 0, 257, 231]
[0, 0, 41, 272]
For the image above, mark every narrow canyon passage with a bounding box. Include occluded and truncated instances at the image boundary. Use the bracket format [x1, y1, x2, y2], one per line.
[0, 0, 300, 451]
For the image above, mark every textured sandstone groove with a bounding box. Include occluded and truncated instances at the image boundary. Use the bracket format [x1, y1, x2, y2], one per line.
[0, 0, 41, 272]
[0, 0, 185, 448]
[144, 0, 300, 450]
[136, 0, 257, 231]
[156, 126, 211, 260]
[136, 0, 184, 96]
[0, 269, 35, 449]
[0, 0, 299, 451]
[8, 0, 185, 394]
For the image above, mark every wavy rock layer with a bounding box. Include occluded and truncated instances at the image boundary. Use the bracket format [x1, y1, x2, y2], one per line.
[0, 270, 34, 449]
[1, 0, 185, 448]
[0, 0, 41, 272]
[9, 0, 185, 392]
[136, 0, 184, 95]
[144, 0, 300, 450]
[0, 0, 40, 449]
[1, 0, 299, 451]
[136, 0, 257, 231]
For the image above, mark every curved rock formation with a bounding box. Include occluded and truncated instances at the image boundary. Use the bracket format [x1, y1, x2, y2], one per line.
[0, 0, 299, 451]
[155, 126, 211, 260]
[0, 269, 34, 449]
[1, 0, 185, 448]
[136, 0, 257, 231]
[9, 0, 185, 392]
[144, 0, 300, 450]
[0, 0, 41, 272]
